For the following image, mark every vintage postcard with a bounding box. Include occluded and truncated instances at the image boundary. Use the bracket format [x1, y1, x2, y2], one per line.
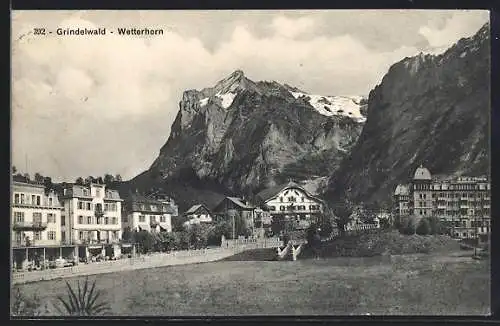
[11, 10, 490, 316]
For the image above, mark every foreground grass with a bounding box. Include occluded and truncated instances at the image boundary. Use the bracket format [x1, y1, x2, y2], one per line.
[15, 250, 489, 316]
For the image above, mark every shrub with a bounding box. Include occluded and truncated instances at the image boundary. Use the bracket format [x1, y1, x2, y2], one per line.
[427, 216, 443, 235]
[11, 287, 44, 316]
[399, 216, 417, 235]
[416, 218, 431, 235]
[55, 277, 110, 316]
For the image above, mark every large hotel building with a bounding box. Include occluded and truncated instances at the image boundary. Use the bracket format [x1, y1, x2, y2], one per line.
[394, 165, 490, 239]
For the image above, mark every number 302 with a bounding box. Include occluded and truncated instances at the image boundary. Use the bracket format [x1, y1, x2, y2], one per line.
[33, 28, 46, 35]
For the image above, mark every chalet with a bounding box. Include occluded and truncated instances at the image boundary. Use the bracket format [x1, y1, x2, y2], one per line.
[255, 181, 324, 231]
[183, 204, 213, 226]
[213, 197, 258, 234]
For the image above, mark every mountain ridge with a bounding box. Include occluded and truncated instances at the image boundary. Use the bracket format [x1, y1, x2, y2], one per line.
[324, 22, 490, 209]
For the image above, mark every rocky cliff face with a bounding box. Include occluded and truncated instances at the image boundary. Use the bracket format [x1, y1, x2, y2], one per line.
[128, 70, 366, 210]
[325, 23, 490, 208]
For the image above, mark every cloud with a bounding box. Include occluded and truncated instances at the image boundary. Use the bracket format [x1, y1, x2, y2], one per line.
[418, 10, 489, 54]
[11, 11, 487, 181]
[271, 15, 315, 38]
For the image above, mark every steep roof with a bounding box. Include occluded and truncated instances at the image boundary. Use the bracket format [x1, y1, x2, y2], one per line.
[256, 181, 324, 203]
[185, 204, 211, 215]
[226, 197, 254, 209]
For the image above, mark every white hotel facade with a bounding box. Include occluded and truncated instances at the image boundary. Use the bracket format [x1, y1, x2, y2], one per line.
[60, 183, 123, 245]
[11, 181, 64, 248]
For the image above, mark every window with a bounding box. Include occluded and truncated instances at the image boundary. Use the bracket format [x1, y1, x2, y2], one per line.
[151, 205, 157, 211]
[269, 206, 276, 211]
[112, 217, 117, 225]
[14, 212, 24, 223]
[83, 189, 89, 196]
[49, 197, 53, 206]
[86, 202, 91, 210]
[280, 206, 285, 211]
[21, 194, 25, 204]
[78, 201, 84, 209]
[139, 215, 145, 222]
[37, 196, 41, 205]
[32, 195, 36, 205]
[33, 212, 42, 223]
[96, 217, 101, 225]
[141, 204, 146, 210]
[34, 231, 42, 240]
[61, 231, 66, 241]
[104, 203, 109, 211]
[48, 231, 56, 240]
[78, 215, 84, 224]
[302, 197, 305, 202]
[79, 231, 84, 240]
[14, 194, 20, 204]
[61, 216, 66, 226]
[279, 197, 283, 203]
[47, 213, 55, 223]
[87, 216, 92, 224]
[160, 215, 165, 222]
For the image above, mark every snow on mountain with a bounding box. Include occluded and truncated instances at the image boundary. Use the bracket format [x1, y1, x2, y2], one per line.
[215, 92, 237, 109]
[290, 91, 367, 122]
[199, 97, 209, 106]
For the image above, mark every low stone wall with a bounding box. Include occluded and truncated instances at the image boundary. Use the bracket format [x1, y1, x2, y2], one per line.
[12, 240, 282, 285]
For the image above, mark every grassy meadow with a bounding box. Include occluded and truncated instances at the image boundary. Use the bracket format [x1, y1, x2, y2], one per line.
[15, 250, 490, 316]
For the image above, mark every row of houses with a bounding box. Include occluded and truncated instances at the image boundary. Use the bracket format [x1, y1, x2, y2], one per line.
[180, 181, 326, 236]
[11, 179, 325, 270]
[393, 165, 491, 240]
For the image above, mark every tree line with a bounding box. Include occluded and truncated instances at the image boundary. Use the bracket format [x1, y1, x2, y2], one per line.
[12, 166, 123, 194]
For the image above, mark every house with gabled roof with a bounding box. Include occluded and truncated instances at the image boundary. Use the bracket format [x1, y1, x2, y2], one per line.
[183, 204, 213, 227]
[213, 196, 259, 235]
[255, 181, 324, 231]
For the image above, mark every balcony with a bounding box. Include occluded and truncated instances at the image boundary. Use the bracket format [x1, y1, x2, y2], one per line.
[11, 239, 60, 248]
[94, 207, 104, 218]
[74, 239, 120, 246]
[12, 221, 47, 231]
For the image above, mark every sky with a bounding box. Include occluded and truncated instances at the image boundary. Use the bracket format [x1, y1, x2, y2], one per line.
[11, 10, 489, 182]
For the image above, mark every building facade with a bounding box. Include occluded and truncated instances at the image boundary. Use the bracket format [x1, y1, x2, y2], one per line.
[122, 193, 176, 233]
[60, 183, 123, 245]
[11, 181, 64, 248]
[183, 204, 213, 226]
[394, 166, 490, 239]
[213, 197, 257, 235]
[255, 181, 324, 231]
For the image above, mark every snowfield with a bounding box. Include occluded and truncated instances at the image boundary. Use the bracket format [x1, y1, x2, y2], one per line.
[291, 91, 366, 123]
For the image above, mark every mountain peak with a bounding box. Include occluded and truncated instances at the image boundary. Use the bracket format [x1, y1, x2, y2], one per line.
[212, 69, 248, 94]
